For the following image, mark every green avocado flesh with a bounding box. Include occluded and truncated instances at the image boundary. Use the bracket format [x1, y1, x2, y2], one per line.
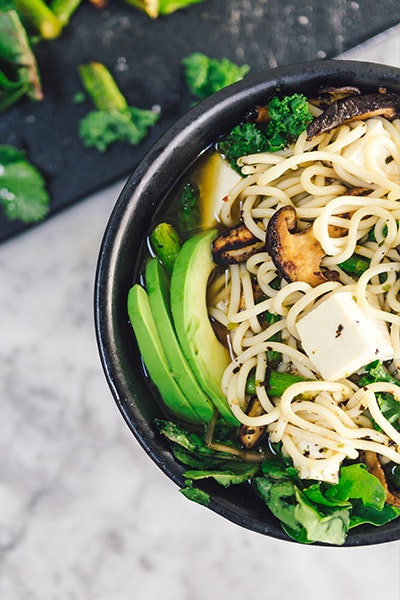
[127, 284, 201, 424]
[145, 258, 215, 423]
[170, 229, 239, 425]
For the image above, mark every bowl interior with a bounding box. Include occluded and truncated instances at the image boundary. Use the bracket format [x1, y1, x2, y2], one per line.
[95, 60, 400, 546]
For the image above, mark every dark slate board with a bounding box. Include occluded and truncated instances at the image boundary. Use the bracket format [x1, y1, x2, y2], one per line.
[1, 0, 399, 242]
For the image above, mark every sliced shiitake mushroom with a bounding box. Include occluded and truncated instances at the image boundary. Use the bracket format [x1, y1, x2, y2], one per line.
[240, 396, 266, 449]
[364, 450, 400, 507]
[266, 205, 330, 287]
[308, 85, 361, 110]
[212, 222, 266, 266]
[306, 89, 400, 140]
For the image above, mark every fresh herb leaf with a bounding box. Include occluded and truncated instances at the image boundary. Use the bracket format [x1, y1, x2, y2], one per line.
[182, 52, 250, 100]
[0, 145, 49, 223]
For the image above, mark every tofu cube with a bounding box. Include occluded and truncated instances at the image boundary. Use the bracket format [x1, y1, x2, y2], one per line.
[296, 291, 394, 380]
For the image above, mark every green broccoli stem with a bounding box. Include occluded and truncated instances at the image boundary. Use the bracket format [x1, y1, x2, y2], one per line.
[78, 62, 128, 111]
[50, 0, 82, 26]
[246, 370, 306, 397]
[150, 222, 182, 273]
[13, 0, 63, 39]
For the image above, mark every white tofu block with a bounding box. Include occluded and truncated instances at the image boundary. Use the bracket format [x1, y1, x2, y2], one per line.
[296, 291, 394, 380]
[199, 152, 242, 228]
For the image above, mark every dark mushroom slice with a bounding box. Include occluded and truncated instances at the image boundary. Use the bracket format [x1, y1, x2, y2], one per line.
[212, 222, 266, 266]
[240, 396, 267, 449]
[306, 90, 400, 140]
[308, 86, 361, 110]
[364, 450, 400, 507]
[266, 205, 328, 287]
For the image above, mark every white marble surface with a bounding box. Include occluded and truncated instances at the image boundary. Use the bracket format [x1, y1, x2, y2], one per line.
[1, 33, 400, 600]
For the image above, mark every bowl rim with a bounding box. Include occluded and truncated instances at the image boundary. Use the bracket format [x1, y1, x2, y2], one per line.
[95, 59, 400, 547]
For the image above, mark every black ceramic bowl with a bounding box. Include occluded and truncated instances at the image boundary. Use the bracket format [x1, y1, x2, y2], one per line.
[95, 60, 400, 546]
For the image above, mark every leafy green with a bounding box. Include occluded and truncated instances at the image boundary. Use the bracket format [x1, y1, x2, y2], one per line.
[219, 123, 272, 173]
[184, 462, 259, 487]
[182, 52, 250, 100]
[255, 458, 398, 544]
[78, 62, 160, 152]
[266, 94, 313, 152]
[180, 479, 210, 506]
[0, 10, 43, 111]
[219, 94, 313, 171]
[358, 361, 400, 431]
[79, 107, 159, 152]
[0, 145, 49, 223]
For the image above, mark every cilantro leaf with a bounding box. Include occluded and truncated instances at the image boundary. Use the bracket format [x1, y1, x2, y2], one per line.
[0, 145, 49, 223]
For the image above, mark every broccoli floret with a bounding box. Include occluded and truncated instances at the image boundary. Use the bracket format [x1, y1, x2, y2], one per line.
[77, 62, 160, 153]
[219, 93, 313, 170]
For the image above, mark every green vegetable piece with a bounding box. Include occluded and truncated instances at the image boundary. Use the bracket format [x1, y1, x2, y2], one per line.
[78, 62, 160, 152]
[293, 489, 349, 546]
[50, 0, 82, 26]
[150, 222, 182, 273]
[0, 10, 43, 111]
[245, 370, 306, 397]
[180, 480, 210, 506]
[325, 463, 386, 511]
[158, 0, 207, 15]
[170, 229, 238, 425]
[182, 52, 250, 100]
[13, 0, 63, 39]
[338, 254, 370, 277]
[0, 145, 49, 223]
[184, 462, 259, 487]
[177, 182, 201, 233]
[78, 62, 127, 111]
[124, 0, 206, 18]
[219, 122, 271, 172]
[349, 500, 400, 529]
[266, 94, 313, 152]
[145, 258, 215, 423]
[219, 94, 313, 170]
[127, 284, 202, 424]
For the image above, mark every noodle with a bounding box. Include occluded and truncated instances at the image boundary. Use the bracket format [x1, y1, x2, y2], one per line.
[210, 116, 400, 483]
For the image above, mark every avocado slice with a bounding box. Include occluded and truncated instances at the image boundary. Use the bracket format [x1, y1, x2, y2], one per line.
[127, 284, 201, 424]
[146, 258, 215, 423]
[170, 229, 239, 425]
